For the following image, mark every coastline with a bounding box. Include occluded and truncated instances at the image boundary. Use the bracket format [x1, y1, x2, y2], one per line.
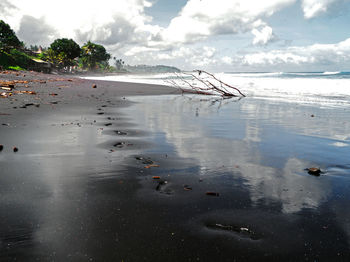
[1, 70, 350, 261]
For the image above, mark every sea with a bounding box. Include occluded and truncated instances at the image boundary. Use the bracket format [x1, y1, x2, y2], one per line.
[81, 71, 350, 259]
[84, 71, 350, 107]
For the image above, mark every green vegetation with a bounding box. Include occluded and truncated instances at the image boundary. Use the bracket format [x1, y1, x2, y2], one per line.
[8, 65, 25, 71]
[80, 41, 110, 70]
[0, 18, 179, 74]
[0, 19, 116, 72]
[0, 20, 22, 51]
[0, 48, 35, 69]
[47, 38, 81, 68]
[0, 19, 45, 71]
[113, 57, 125, 71]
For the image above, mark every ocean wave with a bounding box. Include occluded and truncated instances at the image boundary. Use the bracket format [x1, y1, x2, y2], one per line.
[282, 72, 322, 76]
[225, 71, 350, 78]
[322, 71, 341, 75]
[83, 72, 350, 107]
[225, 72, 284, 77]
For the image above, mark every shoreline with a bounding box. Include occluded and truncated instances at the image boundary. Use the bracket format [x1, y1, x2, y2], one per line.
[1, 70, 350, 261]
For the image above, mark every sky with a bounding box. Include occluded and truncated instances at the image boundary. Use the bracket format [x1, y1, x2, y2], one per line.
[0, 0, 350, 72]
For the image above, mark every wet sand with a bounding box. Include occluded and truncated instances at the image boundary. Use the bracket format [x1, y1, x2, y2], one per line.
[1, 71, 350, 261]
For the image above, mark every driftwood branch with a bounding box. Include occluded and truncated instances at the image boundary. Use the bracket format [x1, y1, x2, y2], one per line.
[166, 70, 245, 97]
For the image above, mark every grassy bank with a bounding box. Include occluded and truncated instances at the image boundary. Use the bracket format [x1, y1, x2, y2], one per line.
[0, 49, 35, 70]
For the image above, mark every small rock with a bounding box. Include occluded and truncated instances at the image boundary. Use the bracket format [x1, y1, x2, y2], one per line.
[155, 180, 168, 191]
[1, 86, 13, 91]
[206, 192, 219, 196]
[145, 164, 160, 169]
[184, 185, 192, 191]
[307, 167, 321, 176]
[114, 142, 125, 148]
[142, 159, 154, 165]
[115, 130, 127, 135]
[240, 227, 249, 232]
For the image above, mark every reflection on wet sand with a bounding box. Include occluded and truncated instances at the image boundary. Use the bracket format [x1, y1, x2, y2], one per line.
[127, 96, 348, 211]
[124, 95, 350, 259]
[1, 94, 350, 260]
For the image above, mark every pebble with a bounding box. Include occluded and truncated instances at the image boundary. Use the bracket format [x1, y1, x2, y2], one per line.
[206, 192, 219, 196]
[307, 167, 321, 176]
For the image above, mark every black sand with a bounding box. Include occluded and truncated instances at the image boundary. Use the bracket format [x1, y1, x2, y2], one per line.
[1, 71, 350, 261]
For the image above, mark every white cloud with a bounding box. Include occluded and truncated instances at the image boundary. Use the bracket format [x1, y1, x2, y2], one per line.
[1, 0, 156, 47]
[124, 46, 159, 57]
[1, 0, 346, 49]
[221, 56, 233, 65]
[239, 37, 350, 70]
[243, 51, 310, 65]
[17, 16, 57, 46]
[170, 46, 217, 67]
[302, 0, 338, 18]
[155, 0, 348, 48]
[124, 37, 350, 71]
[159, 0, 295, 46]
[124, 46, 218, 69]
[252, 26, 275, 45]
[0, 0, 16, 16]
[2, 1, 345, 43]
[0, 0, 348, 71]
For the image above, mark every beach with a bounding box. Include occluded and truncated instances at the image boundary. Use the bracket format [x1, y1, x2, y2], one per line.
[1, 70, 350, 261]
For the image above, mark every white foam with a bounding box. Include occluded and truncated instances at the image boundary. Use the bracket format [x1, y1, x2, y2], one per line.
[322, 71, 341, 75]
[83, 72, 350, 107]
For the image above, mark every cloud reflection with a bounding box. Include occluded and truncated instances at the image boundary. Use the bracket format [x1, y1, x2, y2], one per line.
[126, 95, 350, 214]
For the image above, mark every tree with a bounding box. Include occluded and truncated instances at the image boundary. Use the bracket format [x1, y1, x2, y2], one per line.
[0, 20, 22, 50]
[113, 57, 124, 71]
[29, 45, 39, 51]
[80, 41, 110, 70]
[49, 38, 81, 68]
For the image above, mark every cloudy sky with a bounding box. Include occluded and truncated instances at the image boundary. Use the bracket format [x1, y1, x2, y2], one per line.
[1, 0, 349, 72]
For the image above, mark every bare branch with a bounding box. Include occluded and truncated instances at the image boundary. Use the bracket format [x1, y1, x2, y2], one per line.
[166, 70, 245, 97]
[194, 70, 246, 97]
